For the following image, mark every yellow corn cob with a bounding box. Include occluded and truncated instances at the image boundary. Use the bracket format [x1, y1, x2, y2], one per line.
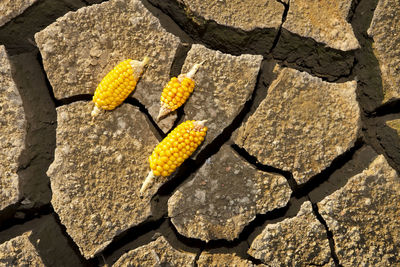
[140, 120, 208, 193]
[157, 62, 204, 120]
[91, 57, 149, 117]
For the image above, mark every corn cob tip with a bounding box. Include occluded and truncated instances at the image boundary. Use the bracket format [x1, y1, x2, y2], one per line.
[194, 119, 207, 129]
[186, 61, 205, 79]
[141, 56, 150, 67]
[91, 105, 102, 117]
[140, 170, 155, 194]
[156, 104, 172, 121]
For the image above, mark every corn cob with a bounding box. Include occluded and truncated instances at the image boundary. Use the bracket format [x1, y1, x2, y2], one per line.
[91, 57, 149, 117]
[140, 120, 208, 193]
[157, 62, 204, 120]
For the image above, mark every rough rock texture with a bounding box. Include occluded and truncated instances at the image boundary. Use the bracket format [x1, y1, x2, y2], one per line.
[283, 0, 359, 51]
[179, 0, 284, 31]
[0, 0, 37, 27]
[197, 252, 264, 267]
[308, 145, 379, 203]
[35, 0, 181, 130]
[112, 236, 196, 267]
[169, 145, 291, 241]
[318, 155, 400, 265]
[0, 215, 82, 266]
[368, 0, 400, 103]
[181, 44, 262, 154]
[0, 46, 26, 211]
[10, 52, 56, 207]
[386, 119, 400, 135]
[235, 66, 360, 185]
[47, 101, 161, 259]
[85, 0, 103, 4]
[363, 115, 400, 173]
[248, 201, 331, 266]
[0, 232, 44, 266]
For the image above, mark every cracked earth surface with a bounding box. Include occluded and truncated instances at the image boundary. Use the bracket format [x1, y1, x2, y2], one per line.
[0, 0, 400, 266]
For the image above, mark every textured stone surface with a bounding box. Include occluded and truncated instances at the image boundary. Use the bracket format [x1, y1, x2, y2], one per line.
[0, 0, 37, 27]
[198, 252, 264, 267]
[364, 115, 400, 172]
[113, 236, 196, 267]
[386, 119, 400, 135]
[235, 67, 360, 185]
[0, 46, 26, 211]
[318, 155, 400, 265]
[47, 101, 161, 259]
[249, 201, 331, 266]
[0, 232, 44, 266]
[35, 0, 181, 130]
[169, 145, 291, 241]
[85, 0, 103, 4]
[0, 215, 81, 266]
[10, 52, 56, 207]
[283, 0, 359, 51]
[181, 44, 262, 154]
[179, 0, 284, 31]
[368, 0, 400, 103]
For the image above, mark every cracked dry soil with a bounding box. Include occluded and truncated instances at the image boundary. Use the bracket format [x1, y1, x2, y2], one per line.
[1, 0, 400, 266]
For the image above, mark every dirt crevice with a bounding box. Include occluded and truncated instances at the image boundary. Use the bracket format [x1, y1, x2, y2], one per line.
[140, 0, 194, 44]
[50, 211, 99, 266]
[101, 218, 166, 265]
[351, 0, 383, 114]
[193, 247, 204, 267]
[293, 139, 364, 198]
[153, 58, 270, 205]
[7, 51, 56, 211]
[101, 58, 271, 264]
[0, 0, 85, 55]
[269, 0, 290, 53]
[146, 0, 280, 56]
[0, 204, 52, 233]
[232, 138, 364, 201]
[310, 201, 342, 267]
[124, 97, 166, 141]
[231, 144, 297, 192]
[369, 99, 400, 117]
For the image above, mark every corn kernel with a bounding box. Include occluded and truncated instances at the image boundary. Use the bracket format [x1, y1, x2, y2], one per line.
[91, 57, 149, 117]
[140, 120, 208, 193]
[157, 62, 205, 121]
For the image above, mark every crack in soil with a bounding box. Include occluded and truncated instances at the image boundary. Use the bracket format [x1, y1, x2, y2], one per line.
[0, 0, 397, 265]
[50, 210, 99, 266]
[310, 201, 342, 267]
[0, 0, 85, 55]
[269, 0, 290, 53]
